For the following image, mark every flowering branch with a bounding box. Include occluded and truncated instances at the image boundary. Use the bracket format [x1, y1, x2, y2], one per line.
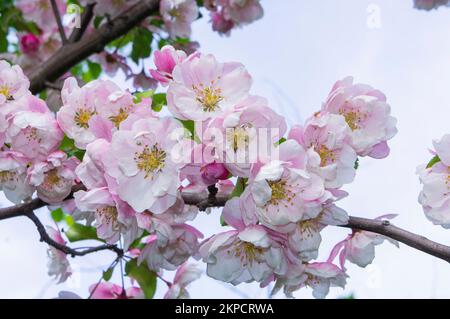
[50, 0, 68, 45]
[27, 0, 160, 94]
[1, 188, 450, 263]
[25, 210, 123, 257]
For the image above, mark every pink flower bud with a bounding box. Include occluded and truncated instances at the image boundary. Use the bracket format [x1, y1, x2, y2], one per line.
[20, 33, 41, 55]
[200, 162, 229, 186]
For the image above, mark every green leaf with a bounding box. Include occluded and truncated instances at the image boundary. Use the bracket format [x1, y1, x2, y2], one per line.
[230, 177, 246, 198]
[354, 158, 359, 170]
[151, 93, 167, 112]
[125, 259, 157, 299]
[65, 223, 99, 243]
[131, 28, 153, 64]
[51, 208, 64, 222]
[426, 155, 440, 168]
[276, 137, 286, 145]
[179, 119, 195, 140]
[59, 135, 85, 161]
[102, 267, 114, 281]
[82, 61, 102, 82]
[133, 90, 154, 104]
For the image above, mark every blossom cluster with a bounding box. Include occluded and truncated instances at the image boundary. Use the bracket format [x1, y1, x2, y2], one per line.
[0, 35, 399, 298]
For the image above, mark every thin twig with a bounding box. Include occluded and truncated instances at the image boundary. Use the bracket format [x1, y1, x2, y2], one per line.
[50, 0, 68, 44]
[25, 210, 123, 257]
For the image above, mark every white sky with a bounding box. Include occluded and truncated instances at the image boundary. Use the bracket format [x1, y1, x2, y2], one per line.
[2, 0, 450, 299]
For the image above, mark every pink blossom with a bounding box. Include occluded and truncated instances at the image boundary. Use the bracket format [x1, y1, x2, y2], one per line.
[199, 198, 288, 285]
[0, 151, 34, 203]
[240, 139, 331, 229]
[57, 77, 122, 148]
[7, 96, 63, 161]
[28, 151, 79, 204]
[149, 45, 187, 86]
[322, 77, 397, 158]
[287, 203, 349, 262]
[160, 0, 199, 39]
[74, 187, 141, 247]
[19, 33, 41, 55]
[203, 95, 287, 177]
[167, 53, 252, 121]
[17, 0, 66, 31]
[138, 224, 203, 271]
[46, 226, 72, 283]
[164, 262, 202, 299]
[414, 0, 450, 10]
[0, 60, 30, 106]
[329, 214, 398, 268]
[89, 282, 143, 299]
[418, 134, 450, 228]
[288, 112, 357, 189]
[103, 117, 185, 213]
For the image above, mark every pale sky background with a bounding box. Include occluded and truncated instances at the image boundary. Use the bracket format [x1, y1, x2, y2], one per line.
[2, 0, 450, 298]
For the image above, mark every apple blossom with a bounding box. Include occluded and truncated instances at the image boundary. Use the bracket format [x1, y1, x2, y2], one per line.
[7, 96, 63, 161]
[203, 95, 287, 177]
[138, 224, 203, 271]
[103, 117, 185, 213]
[418, 134, 450, 228]
[288, 112, 357, 189]
[167, 53, 252, 121]
[0, 60, 30, 106]
[28, 151, 79, 204]
[46, 226, 72, 283]
[160, 0, 199, 39]
[0, 151, 34, 204]
[199, 198, 289, 285]
[57, 77, 123, 148]
[240, 139, 331, 229]
[329, 214, 399, 268]
[322, 76, 397, 159]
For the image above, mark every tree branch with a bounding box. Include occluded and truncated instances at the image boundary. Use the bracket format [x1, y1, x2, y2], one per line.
[50, 0, 68, 44]
[27, 0, 160, 94]
[25, 210, 123, 257]
[340, 216, 450, 263]
[2, 188, 450, 263]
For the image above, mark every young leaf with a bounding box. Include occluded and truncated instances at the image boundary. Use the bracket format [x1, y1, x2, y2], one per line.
[125, 259, 157, 299]
[51, 208, 64, 223]
[151, 93, 167, 112]
[65, 223, 99, 242]
[426, 155, 441, 168]
[131, 28, 153, 64]
[102, 267, 114, 281]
